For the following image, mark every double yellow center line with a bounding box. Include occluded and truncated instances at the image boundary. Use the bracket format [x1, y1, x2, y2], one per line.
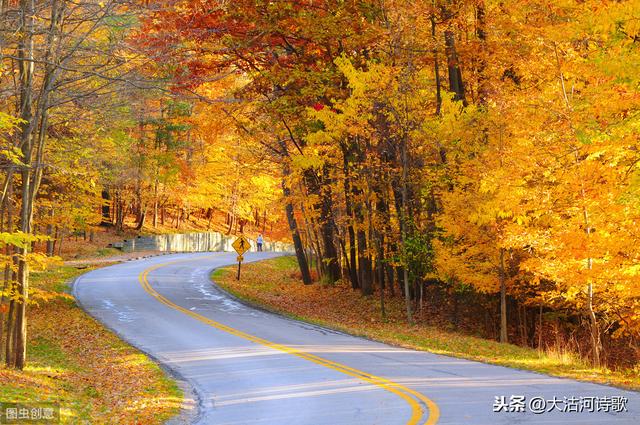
[138, 257, 439, 425]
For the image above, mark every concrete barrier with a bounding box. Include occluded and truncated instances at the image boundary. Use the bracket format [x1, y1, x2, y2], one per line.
[119, 232, 293, 254]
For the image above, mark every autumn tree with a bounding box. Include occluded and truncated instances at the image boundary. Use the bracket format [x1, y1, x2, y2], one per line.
[0, 0, 151, 368]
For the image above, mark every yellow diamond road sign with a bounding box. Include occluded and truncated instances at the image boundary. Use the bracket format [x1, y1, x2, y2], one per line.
[232, 235, 250, 256]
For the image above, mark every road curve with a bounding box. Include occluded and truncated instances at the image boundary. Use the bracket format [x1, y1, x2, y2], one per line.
[73, 252, 639, 425]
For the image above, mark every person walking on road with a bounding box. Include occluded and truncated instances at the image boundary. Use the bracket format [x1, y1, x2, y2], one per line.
[257, 234, 264, 252]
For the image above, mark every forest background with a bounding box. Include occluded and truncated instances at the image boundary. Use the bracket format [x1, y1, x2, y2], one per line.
[0, 0, 638, 381]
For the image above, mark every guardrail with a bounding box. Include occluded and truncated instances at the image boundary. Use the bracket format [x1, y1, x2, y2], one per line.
[113, 232, 293, 254]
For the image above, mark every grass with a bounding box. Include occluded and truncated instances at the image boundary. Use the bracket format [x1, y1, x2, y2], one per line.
[95, 247, 121, 257]
[213, 256, 640, 392]
[0, 265, 183, 424]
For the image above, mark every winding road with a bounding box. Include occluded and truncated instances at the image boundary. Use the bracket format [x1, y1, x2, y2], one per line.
[73, 252, 639, 425]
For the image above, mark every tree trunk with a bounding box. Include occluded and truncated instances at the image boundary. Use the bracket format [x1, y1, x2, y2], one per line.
[352, 173, 371, 295]
[226, 213, 234, 234]
[11, 0, 38, 370]
[499, 248, 508, 343]
[0, 180, 11, 362]
[14, 248, 28, 369]
[400, 133, 413, 324]
[46, 208, 55, 256]
[588, 281, 602, 367]
[57, 230, 64, 256]
[299, 200, 323, 279]
[538, 304, 543, 349]
[375, 232, 386, 318]
[136, 209, 146, 231]
[342, 144, 360, 289]
[279, 141, 312, 285]
[431, 5, 443, 116]
[386, 262, 395, 297]
[152, 177, 159, 228]
[444, 29, 466, 104]
[451, 290, 459, 327]
[153, 200, 158, 228]
[283, 182, 312, 285]
[115, 192, 124, 231]
[574, 144, 602, 367]
[5, 298, 15, 366]
[476, 1, 488, 107]
[356, 226, 372, 296]
[303, 167, 340, 283]
[207, 208, 213, 230]
[319, 188, 340, 283]
[101, 190, 111, 225]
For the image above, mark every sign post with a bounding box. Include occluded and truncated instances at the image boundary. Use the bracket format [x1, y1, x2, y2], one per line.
[236, 255, 243, 279]
[232, 235, 250, 280]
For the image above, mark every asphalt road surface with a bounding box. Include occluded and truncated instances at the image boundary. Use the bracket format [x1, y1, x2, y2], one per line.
[73, 252, 640, 425]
